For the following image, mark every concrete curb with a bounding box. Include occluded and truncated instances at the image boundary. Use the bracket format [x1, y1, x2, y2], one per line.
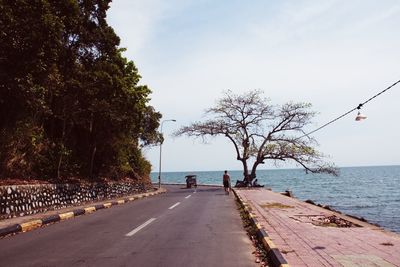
[233, 189, 290, 267]
[0, 188, 166, 238]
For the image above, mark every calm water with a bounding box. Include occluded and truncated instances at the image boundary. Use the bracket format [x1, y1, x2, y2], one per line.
[151, 165, 400, 233]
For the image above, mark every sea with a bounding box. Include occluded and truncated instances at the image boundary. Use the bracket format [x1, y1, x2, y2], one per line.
[151, 165, 400, 233]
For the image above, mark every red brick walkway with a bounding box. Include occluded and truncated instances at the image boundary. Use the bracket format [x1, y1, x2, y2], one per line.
[236, 188, 400, 267]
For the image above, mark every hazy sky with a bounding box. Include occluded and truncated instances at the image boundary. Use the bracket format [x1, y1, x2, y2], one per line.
[108, 0, 400, 172]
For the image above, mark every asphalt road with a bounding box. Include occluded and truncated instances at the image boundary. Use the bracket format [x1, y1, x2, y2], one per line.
[0, 185, 257, 267]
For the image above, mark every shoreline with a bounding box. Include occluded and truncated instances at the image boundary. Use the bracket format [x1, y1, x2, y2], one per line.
[151, 164, 400, 174]
[154, 166, 400, 235]
[163, 182, 399, 235]
[235, 187, 400, 266]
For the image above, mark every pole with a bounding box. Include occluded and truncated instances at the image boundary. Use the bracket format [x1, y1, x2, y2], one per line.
[158, 141, 163, 188]
[158, 119, 176, 188]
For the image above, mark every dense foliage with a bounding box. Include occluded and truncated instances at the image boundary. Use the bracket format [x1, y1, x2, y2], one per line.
[0, 0, 161, 180]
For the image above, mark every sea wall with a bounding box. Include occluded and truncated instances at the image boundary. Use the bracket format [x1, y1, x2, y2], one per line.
[0, 182, 152, 219]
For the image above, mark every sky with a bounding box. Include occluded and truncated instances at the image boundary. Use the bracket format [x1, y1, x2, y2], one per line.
[107, 0, 400, 172]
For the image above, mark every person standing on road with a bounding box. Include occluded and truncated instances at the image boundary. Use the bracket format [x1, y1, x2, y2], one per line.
[223, 170, 231, 194]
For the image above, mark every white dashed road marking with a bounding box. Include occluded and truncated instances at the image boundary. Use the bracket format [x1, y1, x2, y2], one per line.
[126, 190, 196, 237]
[168, 202, 181, 210]
[126, 218, 156, 237]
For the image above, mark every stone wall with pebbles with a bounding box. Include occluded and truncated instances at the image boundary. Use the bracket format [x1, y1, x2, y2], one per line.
[0, 182, 152, 219]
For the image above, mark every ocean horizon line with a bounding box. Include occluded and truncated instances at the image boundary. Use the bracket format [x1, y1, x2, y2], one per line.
[151, 165, 400, 233]
[152, 164, 400, 174]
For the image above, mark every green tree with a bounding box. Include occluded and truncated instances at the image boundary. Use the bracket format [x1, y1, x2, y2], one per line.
[0, 0, 161, 180]
[0, 0, 66, 177]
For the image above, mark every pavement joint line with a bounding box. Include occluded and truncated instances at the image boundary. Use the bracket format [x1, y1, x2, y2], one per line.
[232, 188, 290, 267]
[0, 188, 166, 238]
[185, 194, 192, 199]
[125, 217, 156, 237]
[168, 202, 181, 210]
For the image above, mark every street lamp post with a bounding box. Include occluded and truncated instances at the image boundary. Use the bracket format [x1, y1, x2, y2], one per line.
[158, 119, 176, 188]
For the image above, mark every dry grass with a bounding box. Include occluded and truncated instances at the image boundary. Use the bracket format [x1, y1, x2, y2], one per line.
[260, 202, 294, 209]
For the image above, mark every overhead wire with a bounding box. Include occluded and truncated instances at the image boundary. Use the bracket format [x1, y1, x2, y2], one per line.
[298, 78, 400, 140]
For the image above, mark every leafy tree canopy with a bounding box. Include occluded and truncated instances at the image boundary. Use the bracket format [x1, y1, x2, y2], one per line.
[0, 0, 161, 180]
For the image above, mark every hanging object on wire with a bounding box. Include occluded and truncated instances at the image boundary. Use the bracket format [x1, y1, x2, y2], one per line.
[355, 103, 367, 121]
[297, 79, 399, 140]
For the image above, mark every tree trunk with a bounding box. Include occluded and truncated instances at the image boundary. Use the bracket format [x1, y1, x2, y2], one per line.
[249, 159, 263, 183]
[89, 114, 96, 178]
[242, 159, 250, 183]
[57, 117, 66, 180]
[57, 152, 63, 180]
[250, 164, 258, 182]
[89, 144, 97, 179]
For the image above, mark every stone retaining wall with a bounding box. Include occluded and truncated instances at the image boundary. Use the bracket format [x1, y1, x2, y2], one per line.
[0, 182, 152, 219]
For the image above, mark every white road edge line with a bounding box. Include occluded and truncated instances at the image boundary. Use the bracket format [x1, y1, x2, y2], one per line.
[168, 202, 181, 210]
[125, 218, 156, 237]
[185, 195, 191, 199]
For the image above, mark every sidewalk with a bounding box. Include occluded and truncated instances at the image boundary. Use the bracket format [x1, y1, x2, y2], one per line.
[235, 188, 400, 267]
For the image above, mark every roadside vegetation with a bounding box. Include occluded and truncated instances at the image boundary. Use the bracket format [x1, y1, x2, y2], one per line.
[0, 1, 161, 182]
[236, 198, 269, 266]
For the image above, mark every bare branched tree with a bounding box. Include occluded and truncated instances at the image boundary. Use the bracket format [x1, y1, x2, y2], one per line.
[174, 90, 338, 184]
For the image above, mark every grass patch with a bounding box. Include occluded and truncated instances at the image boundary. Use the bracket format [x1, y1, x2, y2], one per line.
[260, 202, 294, 209]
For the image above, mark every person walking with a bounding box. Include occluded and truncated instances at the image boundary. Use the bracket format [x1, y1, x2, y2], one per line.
[223, 170, 231, 195]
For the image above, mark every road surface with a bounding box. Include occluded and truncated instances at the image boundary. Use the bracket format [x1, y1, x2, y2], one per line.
[0, 185, 256, 267]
